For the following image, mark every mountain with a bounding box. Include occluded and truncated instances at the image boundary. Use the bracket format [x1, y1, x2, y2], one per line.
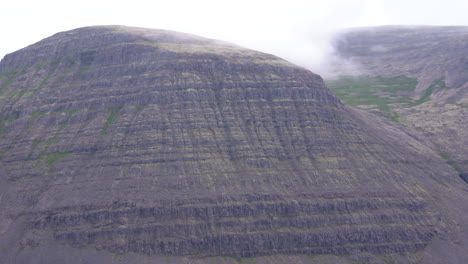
[326, 25, 468, 183]
[0, 26, 467, 264]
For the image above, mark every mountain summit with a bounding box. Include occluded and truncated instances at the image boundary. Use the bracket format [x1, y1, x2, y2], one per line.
[0, 26, 466, 264]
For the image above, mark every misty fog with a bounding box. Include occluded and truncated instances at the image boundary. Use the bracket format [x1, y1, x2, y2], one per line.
[1, 0, 468, 76]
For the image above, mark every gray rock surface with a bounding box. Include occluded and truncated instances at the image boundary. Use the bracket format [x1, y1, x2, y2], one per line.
[0, 26, 467, 263]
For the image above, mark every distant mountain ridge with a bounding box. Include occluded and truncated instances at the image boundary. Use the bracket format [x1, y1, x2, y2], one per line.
[327, 25, 468, 183]
[331, 25, 468, 101]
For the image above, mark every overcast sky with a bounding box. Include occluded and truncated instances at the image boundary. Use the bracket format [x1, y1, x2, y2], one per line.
[1, 0, 468, 74]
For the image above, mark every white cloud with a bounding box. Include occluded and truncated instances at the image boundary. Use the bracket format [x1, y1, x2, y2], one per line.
[1, 0, 468, 74]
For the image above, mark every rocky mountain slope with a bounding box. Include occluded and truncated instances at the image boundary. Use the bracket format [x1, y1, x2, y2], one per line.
[327, 26, 468, 183]
[0, 26, 467, 264]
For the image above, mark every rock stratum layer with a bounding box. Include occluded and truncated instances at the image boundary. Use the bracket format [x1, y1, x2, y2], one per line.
[0, 26, 467, 264]
[328, 26, 468, 184]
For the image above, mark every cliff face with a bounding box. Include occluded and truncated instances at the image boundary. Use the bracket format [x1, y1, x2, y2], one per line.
[327, 26, 468, 183]
[0, 26, 467, 264]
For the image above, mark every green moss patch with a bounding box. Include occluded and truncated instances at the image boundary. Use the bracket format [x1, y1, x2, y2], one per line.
[413, 78, 446, 105]
[46, 152, 70, 168]
[1, 71, 17, 91]
[234, 257, 244, 263]
[326, 75, 418, 122]
[103, 107, 123, 133]
[439, 152, 462, 174]
[0, 66, 29, 95]
[0, 120, 5, 137]
[35, 58, 62, 93]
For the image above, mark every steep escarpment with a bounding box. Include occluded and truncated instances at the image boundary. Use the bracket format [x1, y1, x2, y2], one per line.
[0, 26, 466, 264]
[327, 26, 468, 183]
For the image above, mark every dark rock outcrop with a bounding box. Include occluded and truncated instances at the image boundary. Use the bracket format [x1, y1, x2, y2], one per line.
[0, 26, 467, 264]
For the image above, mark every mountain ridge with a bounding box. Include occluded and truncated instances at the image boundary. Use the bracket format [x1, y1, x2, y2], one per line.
[327, 25, 468, 183]
[0, 26, 467, 264]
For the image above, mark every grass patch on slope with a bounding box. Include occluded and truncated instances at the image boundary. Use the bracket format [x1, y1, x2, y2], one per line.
[412, 78, 446, 105]
[102, 107, 123, 134]
[327, 76, 449, 118]
[326, 75, 417, 122]
[46, 152, 70, 168]
[439, 152, 462, 174]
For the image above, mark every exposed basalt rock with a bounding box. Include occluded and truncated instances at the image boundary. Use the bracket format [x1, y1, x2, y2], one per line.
[0, 26, 467, 264]
[25, 193, 440, 257]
